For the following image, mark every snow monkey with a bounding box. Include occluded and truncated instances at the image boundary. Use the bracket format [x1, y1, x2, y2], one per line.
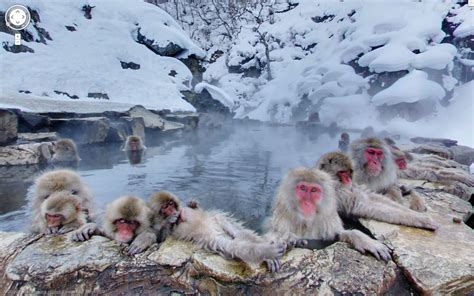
[316, 152, 439, 230]
[123, 135, 146, 151]
[266, 167, 391, 262]
[350, 137, 426, 211]
[390, 145, 474, 201]
[51, 138, 80, 163]
[72, 196, 156, 255]
[338, 132, 350, 152]
[146, 191, 285, 272]
[31, 169, 93, 233]
[32, 191, 87, 234]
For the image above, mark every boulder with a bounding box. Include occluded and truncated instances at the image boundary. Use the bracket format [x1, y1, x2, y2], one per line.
[17, 112, 51, 133]
[127, 106, 184, 131]
[0, 109, 18, 146]
[17, 132, 58, 143]
[450, 145, 474, 166]
[106, 117, 145, 142]
[0, 142, 53, 166]
[50, 117, 110, 144]
[163, 113, 199, 129]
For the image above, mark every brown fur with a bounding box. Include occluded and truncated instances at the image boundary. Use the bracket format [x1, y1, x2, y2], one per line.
[123, 135, 146, 151]
[51, 138, 80, 162]
[265, 167, 391, 261]
[31, 169, 93, 233]
[317, 152, 438, 230]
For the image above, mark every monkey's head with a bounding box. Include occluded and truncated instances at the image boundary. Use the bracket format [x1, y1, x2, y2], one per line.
[341, 132, 349, 141]
[105, 195, 150, 243]
[278, 167, 335, 220]
[126, 135, 143, 151]
[35, 169, 87, 201]
[351, 137, 392, 177]
[41, 191, 80, 228]
[148, 191, 181, 218]
[53, 139, 78, 156]
[391, 147, 407, 170]
[317, 152, 353, 186]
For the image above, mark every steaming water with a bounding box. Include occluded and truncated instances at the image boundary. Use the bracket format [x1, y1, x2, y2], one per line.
[0, 124, 341, 233]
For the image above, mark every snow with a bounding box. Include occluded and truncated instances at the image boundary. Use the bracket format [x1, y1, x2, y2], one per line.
[449, 5, 474, 38]
[372, 70, 446, 106]
[0, 0, 204, 112]
[194, 82, 236, 110]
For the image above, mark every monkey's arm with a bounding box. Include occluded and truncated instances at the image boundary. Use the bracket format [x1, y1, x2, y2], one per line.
[338, 229, 391, 261]
[156, 211, 180, 243]
[351, 193, 438, 230]
[71, 222, 103, 242]
[127, 228, 157, 255]
[383, 185, 404, 204]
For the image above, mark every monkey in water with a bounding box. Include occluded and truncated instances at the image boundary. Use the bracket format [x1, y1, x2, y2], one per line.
[31, 169, 94, 232]
[144, 191, 285, 272]
[123, 135, 146, 151]
[350, 137, 427, 211]
[71, 195, 156, 255]
[316, 152, 439, 230]
[265, 167, 391, 262]
[51, 138, 80, 163]
[32, 191, 87, 234]
[338, 132, 350, 152]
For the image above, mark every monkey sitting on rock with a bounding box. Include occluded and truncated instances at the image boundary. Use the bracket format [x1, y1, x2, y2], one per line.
[51, 138, 81, 163]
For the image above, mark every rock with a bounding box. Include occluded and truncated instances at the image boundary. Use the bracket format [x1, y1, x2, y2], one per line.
[17, 112, 50, 133]
[410, 144, 454, 159]
[0, 142, 53, 166]
[50, 117, 110, 144]
[17, 132, 58, 143]
[450, 145, 474, 166]
[0, 110, 18, 146]
[106, 117, 145, 142]
[135, 28, 184, 57]
[362, 179, 474, 295]
[162, 113, 199, 129]
[410, 137, 458, 147]
[181, 90, 231, 114]
[127, 106, 184, 131]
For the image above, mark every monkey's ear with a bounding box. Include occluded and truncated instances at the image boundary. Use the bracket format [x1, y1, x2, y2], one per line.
[76, 204, 81, 212]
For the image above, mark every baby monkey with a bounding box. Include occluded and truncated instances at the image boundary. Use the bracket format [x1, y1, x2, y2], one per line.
[33, 191, 86, 235]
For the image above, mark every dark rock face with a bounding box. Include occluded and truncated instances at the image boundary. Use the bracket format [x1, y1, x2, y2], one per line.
[120, 61, 140, 70]
[17, 112, 50, 133]
[0, 110, 18, 146]
[87, 93, 110, 100]
[135, 28, 184, 57]
[50, 117, 110, 144]
[181, 90, 230, 114]
[179, 54, 205, 86]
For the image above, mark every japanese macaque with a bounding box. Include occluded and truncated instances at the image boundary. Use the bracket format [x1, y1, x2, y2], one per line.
[265, 167, 391, 261]
[391, 146, 474, 201]
[338, 132, 350, 152]
[51, 138, 80, 163]
[147, 191, 285, 272]
[72, 196, 156, 255]
[123, 135, 146, 151]
[31, 169, 93, 232]
[33, 191, 87, 234]
[316, 152, 439, 230]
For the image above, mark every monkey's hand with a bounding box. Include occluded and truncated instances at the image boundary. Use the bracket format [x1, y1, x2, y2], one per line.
[186, 199, 199, 209]
[416, 215, 440, 231]
[57, 225, 76, 234]
[45, 226, 60, 235]
[127, 229, 157, 255]
[340, 230, 391, 261]
[71, 223, 99, 242]
[409, 192, 427, 212]
[263, 240, 287, 259]
[264, 258, 281, 273]
[287, 238, 308, 249]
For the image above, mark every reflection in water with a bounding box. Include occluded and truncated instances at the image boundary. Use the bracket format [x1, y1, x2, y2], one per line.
[127, 150, 145, 165]
[0, 124, 341, 232]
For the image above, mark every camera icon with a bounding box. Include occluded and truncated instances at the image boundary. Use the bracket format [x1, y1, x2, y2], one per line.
[5, 5, 31, 31]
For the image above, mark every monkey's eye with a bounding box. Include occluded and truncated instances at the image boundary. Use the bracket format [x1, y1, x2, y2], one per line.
[311, 187, 318, 193]
[43, 195, 50, 200]
[300, 185, 306, 191]
[71, 190, 78, 195]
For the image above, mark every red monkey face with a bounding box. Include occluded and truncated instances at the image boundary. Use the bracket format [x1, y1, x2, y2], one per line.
[46, 213, 63, 227]
[364, 147, 384, 176]
[395, 157, 407, 170]
[160, 200, 177, 217]
[337, 170, 352, 185]
[130, 140, 139, 151]
[295, 181, 322, 217]
[114, 219, 139, 243]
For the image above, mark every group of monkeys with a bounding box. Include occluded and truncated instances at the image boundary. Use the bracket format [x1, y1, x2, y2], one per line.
[30, 133, 474, 272]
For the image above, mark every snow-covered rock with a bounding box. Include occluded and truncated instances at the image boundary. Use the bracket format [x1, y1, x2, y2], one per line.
[0, 0, 205, 112]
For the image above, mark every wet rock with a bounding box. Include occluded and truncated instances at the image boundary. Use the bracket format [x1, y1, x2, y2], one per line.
[17, 132, 57, 143]
[0, 110, 18, 146]
[181, 90, 230, 114]
[0, 142, 53, 166]
[127, 105, 184, 131]
[50, 117, 110, 144]
[17, 112, 50, 133]
[362, 179, 474, 295]
[106, 117, 145, 142]
[450, 145, 474, 166]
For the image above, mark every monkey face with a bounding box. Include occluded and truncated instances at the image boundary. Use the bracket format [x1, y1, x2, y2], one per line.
[114, 219, 139, 243]
[295, 181, 322, 217]
[129, 140, 140, 151]
[364, 147, 384, 176]
[43, 193, 80, 227]
[160, 200, 177, 217]
[395, 157, 407, 170]
[336, 170, 352, 185]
